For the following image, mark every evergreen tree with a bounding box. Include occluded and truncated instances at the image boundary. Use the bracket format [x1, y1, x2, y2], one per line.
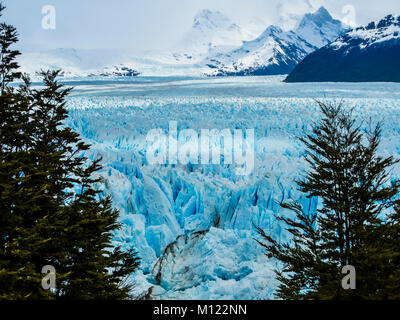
[0, 3, 32, 299]
[0, 4, 20, 92]
[376, 199, 400, 298]
[256, 102, 400, 300]
[0, 5, 139, 300]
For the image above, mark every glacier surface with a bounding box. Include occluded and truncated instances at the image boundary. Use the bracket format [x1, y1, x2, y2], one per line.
[60, 76, 400, 299]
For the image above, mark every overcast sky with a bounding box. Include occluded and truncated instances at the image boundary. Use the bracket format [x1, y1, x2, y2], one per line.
[3, 0, 400, 53]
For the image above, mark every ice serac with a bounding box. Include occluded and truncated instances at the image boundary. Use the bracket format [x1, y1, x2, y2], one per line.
[286, 14, 400, 82]
[295, 6, 347, 48]
[148, 228, 277, 300]
[64, 89, 341, 299]
[64, 79, 400, 299]
[204, 25, 317, 76]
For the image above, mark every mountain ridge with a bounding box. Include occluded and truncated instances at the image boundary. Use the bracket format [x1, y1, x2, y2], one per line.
[286, 14, 400, 82]
[295, 6, 347, 48]
[17, 7, 348, 78]
[203, 25, 317, 76]
[202, 6, 347, 76]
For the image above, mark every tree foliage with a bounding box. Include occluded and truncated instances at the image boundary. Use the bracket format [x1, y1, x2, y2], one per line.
[0, 4, 139, 300]
[257, 101, 400, 300]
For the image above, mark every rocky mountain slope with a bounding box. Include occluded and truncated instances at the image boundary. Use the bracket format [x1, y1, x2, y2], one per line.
[286, 14, 400, 82]
[203, 7, 347, 76]
[295, 6, 346, 48]
[204, 26, 317, 76]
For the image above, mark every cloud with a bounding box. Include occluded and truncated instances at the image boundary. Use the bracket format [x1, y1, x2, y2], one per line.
[2, 0, 400, 52]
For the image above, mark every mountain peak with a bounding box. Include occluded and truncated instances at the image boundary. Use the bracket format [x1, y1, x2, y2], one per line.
[295, 6, 346, 48]
[376, 14, 400, 28]
[193, 9, 231, 29]
[175, 9, 248, 63]
[194, 9, 215, 21]
[329, 13, 400, 50]
[260, 25, 283, 36]
[253, 25, 293, 43]
[363, 14, 400, 31]
[300, 6, 335, 28]
[315, 6, 331, 18]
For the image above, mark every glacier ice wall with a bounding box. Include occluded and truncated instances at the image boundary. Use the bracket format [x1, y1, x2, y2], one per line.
[64, 81, 400, 299]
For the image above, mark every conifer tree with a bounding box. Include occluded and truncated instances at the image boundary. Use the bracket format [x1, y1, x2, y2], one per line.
[0, 4, 139, 300]
[257, 102, 400, 300]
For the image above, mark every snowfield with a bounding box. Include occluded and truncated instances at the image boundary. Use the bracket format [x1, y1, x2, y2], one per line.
[61, 76, 400, 299]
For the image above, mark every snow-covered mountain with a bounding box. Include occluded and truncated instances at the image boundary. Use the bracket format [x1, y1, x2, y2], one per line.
[295, 6, 348, 48]
[204, 26, 316, 76]
[286, 14, 400, 82]
[168, 10, 261, 65]
[18, 48, 141, 78]
[202, 6, 346, 76]
[17, 7, 348, 78]
[17, 10, 262, 77]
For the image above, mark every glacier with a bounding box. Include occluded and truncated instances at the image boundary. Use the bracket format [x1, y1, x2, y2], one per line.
[59, 75, 400, 299]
